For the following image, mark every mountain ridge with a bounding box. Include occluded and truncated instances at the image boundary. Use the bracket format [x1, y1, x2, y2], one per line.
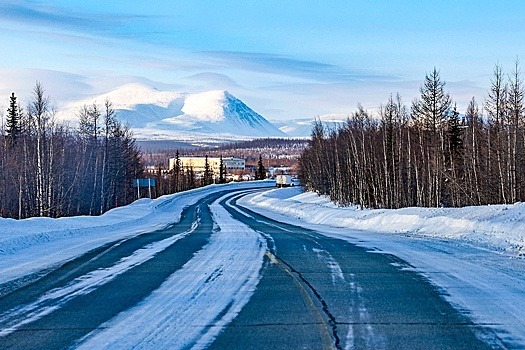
[55, 84, 286, 141]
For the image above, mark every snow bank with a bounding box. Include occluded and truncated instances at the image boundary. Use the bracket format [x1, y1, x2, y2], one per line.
[248, 188, 525, 256]
[0, 181, 273, 284]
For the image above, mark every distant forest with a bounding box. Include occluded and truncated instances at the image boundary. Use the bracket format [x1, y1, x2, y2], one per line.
[140, 138, 307, 174]
[0, 83, 143, 219]
[300, 64, 525, 208]
[192, 138, 307, 169]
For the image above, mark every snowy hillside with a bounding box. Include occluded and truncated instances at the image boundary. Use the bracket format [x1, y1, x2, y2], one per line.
[56, 84, 286, 141]
[272, 114, 350, 137]
[150, 90, 286, 138]
[56, 84, 186, 127]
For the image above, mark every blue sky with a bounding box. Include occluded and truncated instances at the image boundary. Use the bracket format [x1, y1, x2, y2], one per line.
[1, 0, 525, 119]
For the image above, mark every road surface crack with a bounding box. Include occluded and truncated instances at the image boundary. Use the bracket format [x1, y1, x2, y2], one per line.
[265, 251, 342, 350]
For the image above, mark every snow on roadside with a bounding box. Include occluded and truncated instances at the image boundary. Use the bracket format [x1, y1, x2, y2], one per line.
[75, 193, 266, 350]
[0, 220, 199, 337]
[241, 187, 525, 347]
[248, 187, 525, 256]
[0, 181, 273, 285]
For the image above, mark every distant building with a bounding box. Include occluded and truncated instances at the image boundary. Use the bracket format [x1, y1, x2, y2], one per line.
[169, 156, 245, 174]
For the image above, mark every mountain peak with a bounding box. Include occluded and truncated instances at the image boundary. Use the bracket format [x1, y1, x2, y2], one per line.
[56, 85, 286, 140]
[163, 90, 286, 138]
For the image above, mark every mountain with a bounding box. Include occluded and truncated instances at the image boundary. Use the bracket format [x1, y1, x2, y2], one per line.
[272, 114, 350, 137]
[150, 90, 286, 138]
[56, 84, 286, 141]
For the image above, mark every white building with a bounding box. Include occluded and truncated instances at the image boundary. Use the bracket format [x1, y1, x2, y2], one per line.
[169, 156, 245, 174]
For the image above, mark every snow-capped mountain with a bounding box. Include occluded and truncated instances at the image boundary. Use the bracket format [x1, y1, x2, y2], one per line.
[56, 84, 286, 141]
[150, 90, 286, 138]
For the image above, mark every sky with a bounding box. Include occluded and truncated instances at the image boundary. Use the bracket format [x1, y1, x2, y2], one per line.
[1, 0, 525, 120]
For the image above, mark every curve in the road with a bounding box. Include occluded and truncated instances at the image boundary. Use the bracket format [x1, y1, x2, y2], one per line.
[0, 190, 226, 349]
[0, 187, 507, 349]
[209, 190, 503, 350]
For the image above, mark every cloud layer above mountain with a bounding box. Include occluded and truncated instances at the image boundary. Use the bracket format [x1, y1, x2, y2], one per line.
[0, 1, 521, 119]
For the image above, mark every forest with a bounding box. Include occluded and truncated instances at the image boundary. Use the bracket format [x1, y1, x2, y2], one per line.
[0, 83, 143, 219]
[300, 64, 525, 209]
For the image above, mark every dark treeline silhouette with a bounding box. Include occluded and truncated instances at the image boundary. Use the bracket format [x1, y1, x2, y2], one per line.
[152, 149, 206, 197]
[211, 138, 309, 151]
[300, 64, 525, 208]
[0, 82, 143, 219]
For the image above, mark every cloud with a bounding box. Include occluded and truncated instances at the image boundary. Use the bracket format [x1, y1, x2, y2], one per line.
[0, 68, 92, 109]
[85, 76, 185, 94]
[201, 51, 399, 84]
[0, 1, 149, 37]
[184, 72, 241, 89]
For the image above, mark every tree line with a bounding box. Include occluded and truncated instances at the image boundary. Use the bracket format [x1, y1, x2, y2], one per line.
[152, 152, 266, 197]
[152, 151, 221, 197]
[300, 63, 525, 209]
[0, 82, 143, 219]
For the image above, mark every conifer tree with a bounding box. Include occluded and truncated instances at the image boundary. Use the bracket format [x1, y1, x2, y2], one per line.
[411, 68, 451, 132]
[203, 155, 212, 185]
[5, 92, 22, 143]
[256, 154, 266, 180]
[187, 166, 196, 188]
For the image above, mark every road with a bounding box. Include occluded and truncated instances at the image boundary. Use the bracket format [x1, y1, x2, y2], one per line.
[0, 187, 503, 349]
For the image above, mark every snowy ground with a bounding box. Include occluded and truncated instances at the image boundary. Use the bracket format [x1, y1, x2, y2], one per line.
[1, 183, 524, 348]
[0, 181, 272, 285]
[245, 187, 525, 257]
[240, 187, 525, 348]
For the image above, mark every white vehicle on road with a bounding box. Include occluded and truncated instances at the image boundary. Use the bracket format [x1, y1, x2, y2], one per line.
[275, 174, 293, 188]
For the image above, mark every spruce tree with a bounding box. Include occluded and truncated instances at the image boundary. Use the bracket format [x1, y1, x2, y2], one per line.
[173, 150, 181, 191]
[256, 154, 266, 180]
[5, 92, 22, 143]
[447, 105, 464, 162]
[203, 155, 212, 185]
[188, 167, 196, 188]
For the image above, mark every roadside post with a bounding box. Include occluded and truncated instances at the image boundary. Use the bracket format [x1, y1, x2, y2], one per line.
[132, 178, 156, 199]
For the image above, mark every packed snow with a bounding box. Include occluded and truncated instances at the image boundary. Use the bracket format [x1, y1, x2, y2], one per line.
[0, 181, 271, 285]
[76, 195, 266, 349]
[0, 221, 199, 338]
[1, 183, 524, 347]
[245, 187, 525, 256]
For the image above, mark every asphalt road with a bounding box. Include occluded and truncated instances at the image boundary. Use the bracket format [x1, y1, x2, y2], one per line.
[211, 192, 501, 350]
[0, 190, 228, 349]
[0, 188, 503, 349]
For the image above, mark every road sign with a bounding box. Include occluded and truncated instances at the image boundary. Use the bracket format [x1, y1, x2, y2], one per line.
[132, 178, 156, 188]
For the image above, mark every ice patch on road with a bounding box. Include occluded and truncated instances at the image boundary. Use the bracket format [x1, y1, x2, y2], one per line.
[76, 196, 266, 350]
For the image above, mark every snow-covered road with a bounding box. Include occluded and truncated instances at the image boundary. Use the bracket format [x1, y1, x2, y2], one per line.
[76, 195, 266, 349]
[0, 183, 524, 348]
